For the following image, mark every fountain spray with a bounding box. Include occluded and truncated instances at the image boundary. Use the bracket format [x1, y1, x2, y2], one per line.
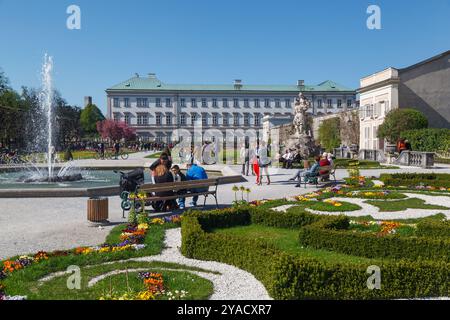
[39, 54, 54, 180]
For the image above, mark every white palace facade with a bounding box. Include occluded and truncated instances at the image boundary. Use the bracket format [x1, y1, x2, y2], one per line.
[106, 73, 356, 143]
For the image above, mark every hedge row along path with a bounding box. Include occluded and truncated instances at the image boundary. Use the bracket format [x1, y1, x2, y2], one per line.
[39, 228, 271, 300]
[300, 193, 450, 220]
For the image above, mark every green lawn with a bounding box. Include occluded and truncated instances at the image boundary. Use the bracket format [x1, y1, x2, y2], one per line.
[21, 261, 213, 300]
[212, 224, 377, 264]
[365, 198, 450, 212]
[1, 223, 178, 299]
[145, 152, 162, 159]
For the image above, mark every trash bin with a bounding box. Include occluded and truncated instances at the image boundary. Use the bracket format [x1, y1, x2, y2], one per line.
[87, 197, 109, 223]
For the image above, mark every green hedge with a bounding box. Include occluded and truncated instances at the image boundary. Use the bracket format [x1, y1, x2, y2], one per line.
[298, 219, 450, 261]
[401, 128, 450, 152]
[417, 219, 450, 238]
[380, 173, 450, 188]
[181, 207, 450, 299]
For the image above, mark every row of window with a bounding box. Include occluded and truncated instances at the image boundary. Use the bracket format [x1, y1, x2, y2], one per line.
[359, 101, 391, 119]
[113, 112, 264, 127]
[112, 97, 354, 109]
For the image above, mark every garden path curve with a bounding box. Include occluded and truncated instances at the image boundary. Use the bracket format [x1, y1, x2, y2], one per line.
[40, 228, 272, 300]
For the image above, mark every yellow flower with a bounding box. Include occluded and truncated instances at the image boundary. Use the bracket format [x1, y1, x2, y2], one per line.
[334, 203, 342, 207]
[151, 218, 164, 225]
[137, 223, 149, 230]
[136, 291, 155, 300]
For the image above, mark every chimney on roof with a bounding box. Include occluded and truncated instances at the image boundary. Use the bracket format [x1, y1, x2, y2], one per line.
[234, 79, 242, 90]
[297, 80, 304, 87]
[148, 73, 156, 78]
[135, 73, 140, 78]
[84, 96, 92, 107]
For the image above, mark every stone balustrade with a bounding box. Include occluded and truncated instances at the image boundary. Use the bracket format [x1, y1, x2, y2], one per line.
[358, 149, 386, 162]
[395, 151, 435, 168]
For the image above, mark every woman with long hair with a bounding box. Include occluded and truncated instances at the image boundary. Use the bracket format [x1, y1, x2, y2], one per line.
[152, 164, 177, 212]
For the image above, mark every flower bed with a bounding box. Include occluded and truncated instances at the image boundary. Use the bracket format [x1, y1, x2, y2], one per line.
[0, 215, 182, 300]
[181, 205, 450, 299]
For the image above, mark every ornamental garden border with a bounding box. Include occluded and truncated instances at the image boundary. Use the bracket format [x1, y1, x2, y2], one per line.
[181, 205, 450, 299]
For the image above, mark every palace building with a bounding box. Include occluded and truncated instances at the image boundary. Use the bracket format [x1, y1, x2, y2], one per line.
[106, 74, 356, 142]
[359, 50, 450, 150]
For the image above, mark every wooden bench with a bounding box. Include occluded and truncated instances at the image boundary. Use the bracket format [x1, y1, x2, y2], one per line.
[129, 178, 219, 213]
[299, 165, 336, 188]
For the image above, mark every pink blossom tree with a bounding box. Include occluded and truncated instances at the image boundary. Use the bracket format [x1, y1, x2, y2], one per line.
[96, 119, 136, 142]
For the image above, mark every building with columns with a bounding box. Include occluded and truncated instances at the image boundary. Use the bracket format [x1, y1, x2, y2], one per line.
[358, 50, 450, 151]
[106, 74, 356, 143]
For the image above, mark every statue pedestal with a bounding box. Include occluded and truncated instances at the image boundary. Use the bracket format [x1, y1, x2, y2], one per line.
[286, 133, 317, 159]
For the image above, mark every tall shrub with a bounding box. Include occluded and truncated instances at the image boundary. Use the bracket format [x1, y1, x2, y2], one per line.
[318, 117, 341, 152]
[377, 108, 428, 143]
[401, 128, 450, 152]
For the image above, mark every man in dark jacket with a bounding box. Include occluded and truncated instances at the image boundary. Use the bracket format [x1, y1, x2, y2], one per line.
[171, 165, 187, 209]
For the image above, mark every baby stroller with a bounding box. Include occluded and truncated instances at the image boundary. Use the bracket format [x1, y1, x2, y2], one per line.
[115, 168, 145, 217]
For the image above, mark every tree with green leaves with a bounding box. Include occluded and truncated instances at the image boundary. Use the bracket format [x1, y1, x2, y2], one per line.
[80, 103, 105, 136]
[318, 117, 341, 152]
[377, 108, 428, 143]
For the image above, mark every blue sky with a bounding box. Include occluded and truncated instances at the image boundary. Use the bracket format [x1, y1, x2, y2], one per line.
[0, 0, 449, 114]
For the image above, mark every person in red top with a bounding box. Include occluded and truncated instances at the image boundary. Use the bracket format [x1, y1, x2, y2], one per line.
[319, 152, 330, 180]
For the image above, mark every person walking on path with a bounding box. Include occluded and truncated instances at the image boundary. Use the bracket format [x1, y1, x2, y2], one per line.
[240, 143, 250, 176]
[255, 141, 271, 185]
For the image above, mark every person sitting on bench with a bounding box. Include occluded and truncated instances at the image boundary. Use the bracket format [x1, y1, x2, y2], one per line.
[152, 164, 177, 212]
[186, 163, 208, 207]
[295, 156, 321, 187]
[171, 165, 187, 210]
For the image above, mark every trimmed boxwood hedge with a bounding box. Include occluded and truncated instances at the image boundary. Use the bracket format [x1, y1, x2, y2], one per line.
[417, 219, 450, 238]
[380, 173, 450, 188]
[298, 219, 450, 262]
[181, 206, 450, 299]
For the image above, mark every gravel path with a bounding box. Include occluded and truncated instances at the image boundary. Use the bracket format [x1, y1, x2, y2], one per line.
[303, 194, 450, 220]
[39, 228, 272, 300]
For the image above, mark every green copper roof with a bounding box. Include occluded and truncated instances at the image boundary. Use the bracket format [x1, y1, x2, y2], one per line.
[106, 75, 354, 92]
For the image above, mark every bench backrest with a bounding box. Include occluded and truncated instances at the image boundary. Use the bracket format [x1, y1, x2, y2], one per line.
[318, 165, 335, 174]
[138, 178, 218, 193]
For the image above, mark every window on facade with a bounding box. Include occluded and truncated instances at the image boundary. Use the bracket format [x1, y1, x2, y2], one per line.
[137, 113, 148, 125]
[254, 99, 260, 108]
[191, 98, 197, 108]
[317, 99, 323, 108]
[337, 99, 342, 108]
[212, 99, 218, 108]
[222, 113, 229, 126]
[212, 113, 218, 126]
[124, 113, 131, 124]
[156, 98, 161, 107]
[202, 113, 208, 126]
[327, 99, 332, 108]
[244, 113, 250, 126]
[275, 99, 281, 108]
[222, 98, 228, 108]
[165, 98, 171, 108]
[113, 98, 119, 108]
[254, 113, 261, 126]
[180, 113, 187, 126]
[233, 98, 239, 108]
[137, 98, 148, 107]
[166, 113, 172, 125]
[285, 99, 291, 108]
[124, 98, 129, 108]
[202, 98, 207, 108]
[180, 98, 186, 107]
[156, 113, 162, 125]
[233, 113, 239, 126]
[113, 112, 120, 122]
[264, 99, 270, 108]
[191, 113, 197, 126]
[244, 99, 249, 108]
[347, 99, 352, 108]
